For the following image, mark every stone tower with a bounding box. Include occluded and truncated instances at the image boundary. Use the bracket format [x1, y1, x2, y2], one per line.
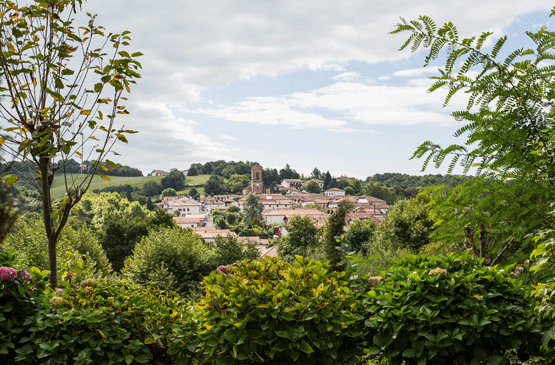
[251, 164, 264, 194]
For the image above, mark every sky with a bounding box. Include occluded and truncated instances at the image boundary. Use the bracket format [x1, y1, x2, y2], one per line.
[72, 1, 554, 179]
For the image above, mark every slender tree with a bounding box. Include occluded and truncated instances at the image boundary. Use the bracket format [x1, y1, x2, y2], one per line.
[0, 0, 142, 287]
[322, 200, 353, 270]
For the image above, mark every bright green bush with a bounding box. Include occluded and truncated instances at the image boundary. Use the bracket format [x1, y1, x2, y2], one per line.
[362, 252, 543, 365]
[197, 256, 365, 365]
[122, 227, 214, 296]
[2, 214, 110, 279]
[15, 280, 199, 364]
[0, 249, 49, 364]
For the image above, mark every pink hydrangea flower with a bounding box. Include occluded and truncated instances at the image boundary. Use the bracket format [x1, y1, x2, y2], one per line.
[0, 267, 17, 282]
[55, 289, 64, 295]
[216, 265, 228, 272]
[18, 271, 32, 282]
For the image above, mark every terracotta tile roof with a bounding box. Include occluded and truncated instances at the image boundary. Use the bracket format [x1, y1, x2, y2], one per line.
[173, 215, 205, 224]
[260, 245, 278, 258]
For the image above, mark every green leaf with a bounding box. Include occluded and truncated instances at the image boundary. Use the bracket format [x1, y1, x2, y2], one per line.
[125, 355, 133, 364]
[144, 338, 155, 345]
[4, 175, 17, 185]
[55, 78, 64, 89]
[97, 172, 110, 182]
[131, 52, 144, 57]
[297, 340, 314, 354]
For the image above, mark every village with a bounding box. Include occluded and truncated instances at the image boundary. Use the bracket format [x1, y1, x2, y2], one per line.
[157, 164, 389, 257]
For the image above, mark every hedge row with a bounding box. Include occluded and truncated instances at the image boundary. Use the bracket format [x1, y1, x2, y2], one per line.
[0, 251, 548, 364]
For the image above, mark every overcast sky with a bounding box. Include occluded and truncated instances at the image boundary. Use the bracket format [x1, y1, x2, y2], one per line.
[77, 1, 553, 178]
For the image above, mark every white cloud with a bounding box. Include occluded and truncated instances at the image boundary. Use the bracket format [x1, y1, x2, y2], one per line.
[332, 72, 362, 81]
[392, 67, 442, 77]
[218, 134, 237, 140]
[81, 1, 552, 102]
[113, 102, 233, 172]
[186, 77, 466, 130]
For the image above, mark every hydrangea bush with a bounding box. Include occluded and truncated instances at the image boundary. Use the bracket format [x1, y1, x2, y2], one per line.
[14, 279, 199, 364]
[362, 252, 543, 365]
[197, 256, 365, 365]
[0, 249, 49, 362]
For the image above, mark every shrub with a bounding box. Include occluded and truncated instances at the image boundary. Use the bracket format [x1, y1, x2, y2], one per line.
[3, 215, 110, 279]
[197, 256, 365, 364]
[0, 249, 49, 363]
[362, 252, 543, 365]
[122, 227, 214, 296]
[15, 280, 199, 364]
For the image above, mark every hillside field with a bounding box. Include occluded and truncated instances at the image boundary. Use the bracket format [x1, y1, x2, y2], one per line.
[49, 174, 210, 199]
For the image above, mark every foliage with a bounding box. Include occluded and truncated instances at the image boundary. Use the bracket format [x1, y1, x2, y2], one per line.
[14, 279, 199, 365]
[391, 12, 555, 264]
[142, 180, 163, 197]
[212, 235, 259, 266]
[100, 217, 149, 273]
[374, 193, 435, 253]
[530, 231, 555, 360]
[204, 175, 225, 196]
[161, 169, 186, 191]
[241, 192, 264, 229]
[323, 171, 332, 190]
[277, 214, 321, 262]
[225, 174, 250, 194]
[361, 181, 397, 205]
[161, 188, 177, 197]
[0, 249, 49, 362]
[343, 219, 377, 256]
[0, 170, 19, 244]
[188, 187, 199, 199]
[305, 180, 321, 193]
[0, 0, 142, 287]
[187, 166, 198, 176]
[426, 177, 552, 263]
[323, 200, 353, 270]
[2, 214, 110, 279]
[197, 257, 365, 365]
[362, 252, 543, 365]
[367, 173, 473, 199]
[122, 227, 214, 297]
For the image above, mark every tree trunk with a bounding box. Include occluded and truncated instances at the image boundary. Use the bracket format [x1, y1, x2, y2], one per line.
[479, 223, 486, 258]
[39, 157, 57, 288]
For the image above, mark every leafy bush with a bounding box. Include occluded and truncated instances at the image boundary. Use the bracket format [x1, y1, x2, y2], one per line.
[2, 215, 110, 280]
[212, 235, 259, 266]
[197, 256, 365, 364]
[14, 280, 199, 365]
[122, 227, 214, 296]
[0, 249, 49, 363]
[362, 252, 543, 365]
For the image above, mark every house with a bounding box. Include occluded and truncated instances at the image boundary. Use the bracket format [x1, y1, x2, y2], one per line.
[150, 170, 169, 176]
[324, 188, 345, 197]
[174, 214, 206, 228]
[280, 179, 303, 189]
[161, 196, 201, 216]
[191, 227, 237, 246]
[261, 207, 329, 227]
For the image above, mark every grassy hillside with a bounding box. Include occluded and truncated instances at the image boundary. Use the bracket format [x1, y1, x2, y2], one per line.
[49, 174, 211, 199]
